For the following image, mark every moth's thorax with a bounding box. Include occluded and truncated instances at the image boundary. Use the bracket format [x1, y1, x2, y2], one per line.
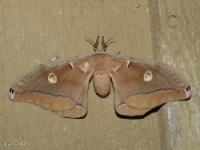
[88, 54, 123, 71]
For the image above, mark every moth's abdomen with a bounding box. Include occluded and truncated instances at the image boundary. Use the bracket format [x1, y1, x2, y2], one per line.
[93, 71, 111, 98]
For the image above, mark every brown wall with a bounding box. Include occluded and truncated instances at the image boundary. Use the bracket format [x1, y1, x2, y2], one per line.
[0, 0, 199, 150]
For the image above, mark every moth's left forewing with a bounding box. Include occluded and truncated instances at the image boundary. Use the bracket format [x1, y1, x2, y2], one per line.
[109, 57, 191, 117]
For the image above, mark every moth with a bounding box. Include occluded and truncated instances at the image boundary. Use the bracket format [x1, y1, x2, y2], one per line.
[9, 36, 191, 118]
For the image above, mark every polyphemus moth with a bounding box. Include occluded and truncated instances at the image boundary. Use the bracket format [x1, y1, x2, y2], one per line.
[9, 36, 191, 118]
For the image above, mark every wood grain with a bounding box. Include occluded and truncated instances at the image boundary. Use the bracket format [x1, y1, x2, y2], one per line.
[149, 0, 200, 149]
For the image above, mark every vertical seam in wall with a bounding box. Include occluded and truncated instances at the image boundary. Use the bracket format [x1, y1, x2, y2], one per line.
[148, 0, 170, 150]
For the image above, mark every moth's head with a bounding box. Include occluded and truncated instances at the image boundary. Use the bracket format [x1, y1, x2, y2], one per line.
[85, 36, 115, 52]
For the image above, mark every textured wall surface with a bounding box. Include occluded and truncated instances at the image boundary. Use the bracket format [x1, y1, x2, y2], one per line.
[149, 0, 200, 149]
[0, 0, 199, 150]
